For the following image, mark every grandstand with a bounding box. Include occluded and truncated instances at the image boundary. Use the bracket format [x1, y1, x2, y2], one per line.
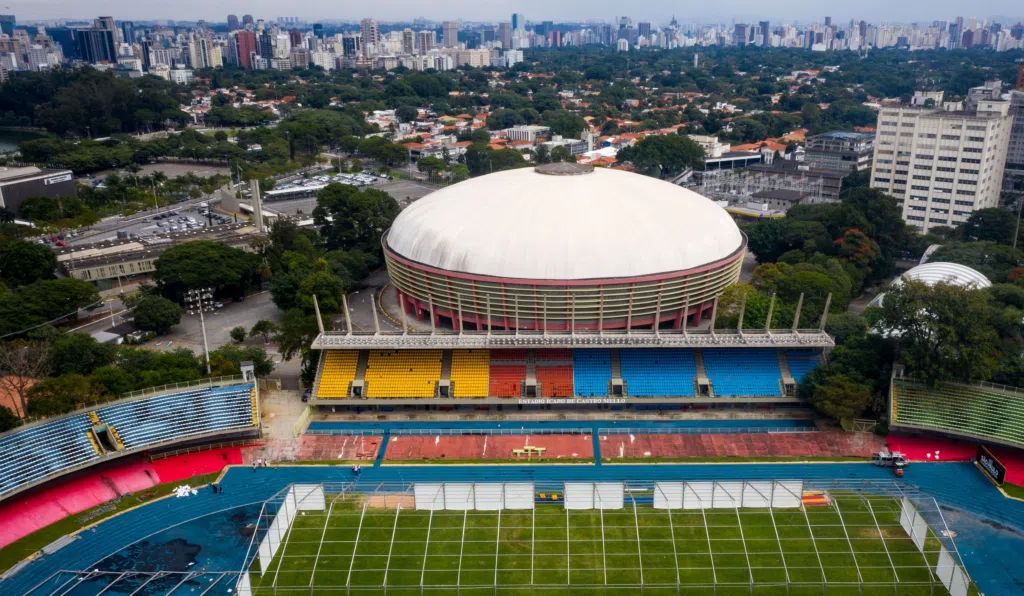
[312, 347, 818, 404]
[0, 378, 259, 499]
[891, 377, 1024, 449]
[244, 480, 972, 595]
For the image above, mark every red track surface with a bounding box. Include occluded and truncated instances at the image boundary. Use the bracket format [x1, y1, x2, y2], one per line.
[604, 431, 885, 459]
[0, 447, 242, 549]
[243, 435, 379, 463]
[384, 434, 594, 461]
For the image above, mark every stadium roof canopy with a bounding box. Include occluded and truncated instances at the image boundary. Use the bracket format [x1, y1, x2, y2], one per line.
[386, 164, 744, 280]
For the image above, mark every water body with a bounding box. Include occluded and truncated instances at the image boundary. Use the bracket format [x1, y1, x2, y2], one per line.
[0, 128, 50, 153]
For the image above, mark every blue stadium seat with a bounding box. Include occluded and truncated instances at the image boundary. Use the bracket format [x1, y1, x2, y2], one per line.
[702, 349, 782, 397]
[97, 384, 255, 450]
[785, 350, 823, 383]
[573, 350, 611, 397]
[619, 349, 696, 397]
[0, 415, 95, 495]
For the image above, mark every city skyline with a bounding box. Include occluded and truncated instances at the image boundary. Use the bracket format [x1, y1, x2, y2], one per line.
[7, 0, 1024, 25]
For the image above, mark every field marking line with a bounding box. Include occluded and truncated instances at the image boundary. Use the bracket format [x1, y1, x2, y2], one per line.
[419, 500, 436, 588]
[598, 489, 608, 585]
[863, 497, 900, 584]
[630, 492, 645, 586]
[456, 487, 470, 587]
[765, 483, 792, 585]
[692, 483, 718, 585]
[380, 500, 403, 586]
[727, 485, 754, 586]
[662, 487, 681, 586]
[530, 505, 536, 585]
[344, 498, 370, 587]
[831, 498, 864, 584]
[309, 493, 342, 588]
[494, 495, 503, 587]
[800, 499, 828, 585]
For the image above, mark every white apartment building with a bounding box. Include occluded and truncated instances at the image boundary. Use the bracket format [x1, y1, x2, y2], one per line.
[870, 90, 1013, 233]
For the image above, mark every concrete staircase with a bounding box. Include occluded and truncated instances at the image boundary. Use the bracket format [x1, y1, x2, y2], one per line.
[610, 349, 625, 396]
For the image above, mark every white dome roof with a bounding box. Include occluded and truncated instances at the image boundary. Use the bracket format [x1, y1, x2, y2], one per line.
[898, 262, 992, 289]
[386, 165, 744, 280]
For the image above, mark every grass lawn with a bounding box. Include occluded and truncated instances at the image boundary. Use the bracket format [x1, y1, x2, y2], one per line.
[0, 472, 220, 574]
[251, 491, 972, 595]
[1002, 482, 1024, 500]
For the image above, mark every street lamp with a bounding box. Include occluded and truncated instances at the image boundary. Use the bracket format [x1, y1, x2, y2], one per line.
[184, 287, 215, 375]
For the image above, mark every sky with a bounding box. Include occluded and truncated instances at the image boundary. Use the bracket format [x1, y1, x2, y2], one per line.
[6, 0, 1023, 25]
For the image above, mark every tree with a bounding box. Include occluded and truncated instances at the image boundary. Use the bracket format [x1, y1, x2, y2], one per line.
[0, 239, 57, 287]
[877, 280, 998, 384]
[250, 319, 278, 343]
[550, 146, 574, 163]
[395, 105, 419, 123]
[961, 208, 1018, 244]
[133, 295, 182, 335]
[274, 308, 327, 361]
[0, 278, 100, 337]
[928, 242, 1023, 283]
[230, 326, 247, 343]
[27, 373, 105, 417]
[811, 374, 872, 424]
[153, 240, 257, 300]
[297, 271, 346, 313]
[313, 183, 400, 255]
[0, 340, 51, 417]
[416, 156, 447, 174]
[208, 344, 274, 377]
[0, 405, 18, 432]
[615, 134, 705, 178]
[51, 332, 117, 376]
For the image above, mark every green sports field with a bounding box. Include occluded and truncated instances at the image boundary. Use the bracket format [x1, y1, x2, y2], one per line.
[251, 491, 971, 595]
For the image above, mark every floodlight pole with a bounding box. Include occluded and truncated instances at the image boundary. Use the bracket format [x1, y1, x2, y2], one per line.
[765, 293, 776, 334]
[342, 294, 353, 335]
[185, 287, 212, 375]
[792, 293, 804, 332]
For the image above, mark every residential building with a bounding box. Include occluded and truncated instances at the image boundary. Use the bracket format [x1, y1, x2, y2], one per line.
[227, 14, 240, 32]
[512, 13, 526, 31]
[416, 30, 434, 54]
[360, 19, 379, 55]
[169, 68, 194, 84]
[401, 29, 415, 54]
[502, 49, 523, 68]
[233, 30, 257, 70]
[498, 22, 512, 49]
[804, 131, 876, 172]
[870, 88, 1013, 232]
[506, 125, 550, 143]
[1004, 90, 1024, 189]
[0, 15, 15, 37]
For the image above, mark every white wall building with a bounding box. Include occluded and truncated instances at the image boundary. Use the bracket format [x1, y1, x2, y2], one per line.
[870, 89, 1013, 233]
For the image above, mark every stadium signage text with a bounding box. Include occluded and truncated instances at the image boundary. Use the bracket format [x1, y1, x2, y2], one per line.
[518, 398, 627, 405]
[977, 445, 1006, 485]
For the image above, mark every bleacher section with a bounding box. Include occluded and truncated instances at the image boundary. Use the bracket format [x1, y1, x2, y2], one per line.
[536, 350, 574, 397]
[97, 384, 255, 450]
[703, 349, 783, 397]
[489, 350, 527, 397]
[316, 351, 359, 398]
[450, 350, 490, 398]
[892, 378, 1024, 447]
[0, 415, 95, 495]
[785, 350, 823, 383]
[0, 382, 257, 498]
[311, 348, 820, 400]
[364, 350, 442, 398]
[573, 350, 612, 397]
[620, 349, 697, 397]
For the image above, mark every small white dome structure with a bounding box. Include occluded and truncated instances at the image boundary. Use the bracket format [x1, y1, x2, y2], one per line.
[869, 262, 992, 308]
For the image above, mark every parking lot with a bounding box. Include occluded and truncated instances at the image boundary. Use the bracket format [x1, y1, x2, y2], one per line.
[263, 178, 439, 216]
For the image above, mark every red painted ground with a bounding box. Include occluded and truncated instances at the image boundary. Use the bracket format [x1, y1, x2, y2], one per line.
[604, 431, 886, 459]
[0, 447, 242, 549]
[885, 434, 1024, 485]
[242, 435, 379, 463]
[383, 434, 594, 461]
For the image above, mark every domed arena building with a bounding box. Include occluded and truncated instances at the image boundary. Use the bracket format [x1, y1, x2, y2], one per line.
[383, 163, 746, 331]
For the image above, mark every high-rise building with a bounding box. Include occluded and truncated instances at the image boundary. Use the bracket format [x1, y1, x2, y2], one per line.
[234, 30, 257, 69]
[76, 27, 116, 63]
[1017, 63, 1024, 91]
[360, 18, 379, 55]
[313, 24, 323, 39]
[442, 20, 458, 48]
[416, 30, 434, 54]
[0, 15, 15, 37]
[498, 22, 512, 49]
[401, 29, 415, 54]
[733, 24, 750, 46]
[242, 14, 254, 28]
[120, 21, 135, 45]
[512, 13, 526, 31]
[227, 15, 240, 32]
[870, 88, 1013, 233]
[637, 22, 651, 39]
[759, 21, 770, 46]
[289, 29, 302, 48]
[1005, 90, 1024, 188]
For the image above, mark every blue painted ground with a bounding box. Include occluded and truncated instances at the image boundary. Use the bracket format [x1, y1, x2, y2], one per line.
[308, 418, 818, 434]
[8, 461, 1024, 595]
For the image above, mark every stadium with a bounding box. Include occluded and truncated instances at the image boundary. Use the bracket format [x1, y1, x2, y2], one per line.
[2, 165, 1023, 596]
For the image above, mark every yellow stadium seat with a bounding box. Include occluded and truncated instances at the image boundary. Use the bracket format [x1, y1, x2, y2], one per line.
[364, 350, 442, 398]
[450, 350, 490, 397]
[317, 351, 360, 398]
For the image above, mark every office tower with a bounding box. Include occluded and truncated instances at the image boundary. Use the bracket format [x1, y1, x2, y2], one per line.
[401, 29, 414, 54]
[77, 26, 117, 63]
[289, 29, 302, 47]
[759, 21, 770, 46]
[1018, 64, 1024, 91]
[870, 88, 1013, 233]
[442, 20, 458, 48]
[234, 30, 257, 69]
[638, 22, 651, 39]
[417, 30, 435, 54]
[342, 35, 360, 57]
[733, 23, 749, 46]
[825, 16, 832, 27]
[498, 22, 511, 48]
[313, 24, 323, 39]
[242, 14, 254, 28]
[549, 30, 562, 47]
[227, 15, 240, 32]
[512, 13, 525, 31]
[139, 38, 151, 71]
[121, 21, 135, 45]
[48, 27, 80, 60]
[258, 30, 274, 59]
[0, 15, 15, 37]
[482, 27, 495, 43]
[360, 18, 379, 54]
[1005, 89, 1024, 188]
